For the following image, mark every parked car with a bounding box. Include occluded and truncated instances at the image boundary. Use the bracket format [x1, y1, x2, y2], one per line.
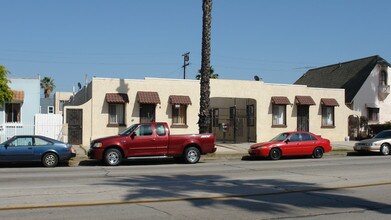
[88, 122, 216, 166]
[248, 131, 332, 160]
[353, 130, 391, 155]
[0, 135, 76, 167]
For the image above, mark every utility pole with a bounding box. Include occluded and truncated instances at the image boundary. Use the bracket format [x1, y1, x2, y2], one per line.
[182, 52, 190, 79]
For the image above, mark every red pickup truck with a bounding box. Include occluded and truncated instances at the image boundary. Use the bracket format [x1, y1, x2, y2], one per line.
[88, 122, 216, 166]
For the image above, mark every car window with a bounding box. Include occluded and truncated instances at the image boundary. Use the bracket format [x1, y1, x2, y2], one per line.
[374, 130, 391, 139]
[9, 137, 34, 146]
[34, 137, 52, 146]
[301, 133, 316, 141]
[289, 134, 301, 142]
[156, 124, 166, 136]
[134, 124, 153, 136]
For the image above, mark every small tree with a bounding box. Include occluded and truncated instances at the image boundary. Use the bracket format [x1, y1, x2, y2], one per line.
[40, 77, 56, 98]
[0, 65, 14, 105]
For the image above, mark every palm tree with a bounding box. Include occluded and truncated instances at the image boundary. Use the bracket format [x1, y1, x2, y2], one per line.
[198, 0, 213, 134]
[40, 77, 55, 98]
[196, 66, 218, 80]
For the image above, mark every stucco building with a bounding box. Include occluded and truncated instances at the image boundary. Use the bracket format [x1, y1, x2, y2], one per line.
[295, 55, 391, 138]
[63, 77, 350, 147]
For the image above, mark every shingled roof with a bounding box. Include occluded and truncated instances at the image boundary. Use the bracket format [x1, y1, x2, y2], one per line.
[294, 55, 390, 103]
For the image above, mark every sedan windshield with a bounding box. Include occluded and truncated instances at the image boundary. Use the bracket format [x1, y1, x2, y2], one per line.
[270, 133, 290, 142]
[374, 130, 391, 139]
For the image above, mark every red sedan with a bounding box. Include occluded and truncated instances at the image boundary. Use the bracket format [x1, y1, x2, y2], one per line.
[248, 131, 332, 160]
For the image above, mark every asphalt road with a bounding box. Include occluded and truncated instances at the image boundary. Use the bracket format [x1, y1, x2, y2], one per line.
[0, 156, 390, 219]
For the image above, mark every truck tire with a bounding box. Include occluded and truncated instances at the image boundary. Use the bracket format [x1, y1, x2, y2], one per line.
[184, 146, 200, 164]
[103, 149, 122, 166]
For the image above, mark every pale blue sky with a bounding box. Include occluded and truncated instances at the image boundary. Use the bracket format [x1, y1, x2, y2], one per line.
[1, 0, 390, 92]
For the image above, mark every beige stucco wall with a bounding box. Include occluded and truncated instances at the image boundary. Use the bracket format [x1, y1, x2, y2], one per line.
[67, 77, 351, 146]
[210, 79, 350, 142]
[86, 77, 201, 146]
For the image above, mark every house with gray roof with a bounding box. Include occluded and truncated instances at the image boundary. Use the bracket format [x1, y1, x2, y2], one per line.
[295, 55, 391, 128]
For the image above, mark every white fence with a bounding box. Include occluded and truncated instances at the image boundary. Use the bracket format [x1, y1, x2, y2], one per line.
[0, 114, 64, 143]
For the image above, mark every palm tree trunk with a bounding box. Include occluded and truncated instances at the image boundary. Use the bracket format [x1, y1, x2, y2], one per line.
[198, 0, 212, 134]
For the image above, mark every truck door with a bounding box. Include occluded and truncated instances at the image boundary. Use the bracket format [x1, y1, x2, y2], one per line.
[155, 123, 169, 155]
[126, 124, 157, 156]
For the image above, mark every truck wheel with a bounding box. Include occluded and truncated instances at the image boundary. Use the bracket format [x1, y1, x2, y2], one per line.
[184, 147, 200, 164]
[104, 149, 122, 166]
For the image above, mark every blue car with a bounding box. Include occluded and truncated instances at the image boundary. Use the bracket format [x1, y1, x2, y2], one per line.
[0, 135, 76, 167]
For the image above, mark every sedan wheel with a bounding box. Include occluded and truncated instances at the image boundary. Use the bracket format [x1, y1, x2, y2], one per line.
[380, 144, 390, 156]
[184, 147, 200, 164]
[42, 152, 59, 167]
[269, 148, 281, 160]
[104, 149, 122, 166]
[313, 147, 324, 159]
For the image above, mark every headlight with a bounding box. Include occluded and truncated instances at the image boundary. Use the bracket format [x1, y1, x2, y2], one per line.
[257, 146, 267, 149]
[93, 142, 102, 148]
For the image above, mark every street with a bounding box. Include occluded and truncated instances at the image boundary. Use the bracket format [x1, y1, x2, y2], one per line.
[0, 156, 390, 219]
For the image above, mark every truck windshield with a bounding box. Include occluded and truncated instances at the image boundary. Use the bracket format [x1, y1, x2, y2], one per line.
[119, 124, 139, 136]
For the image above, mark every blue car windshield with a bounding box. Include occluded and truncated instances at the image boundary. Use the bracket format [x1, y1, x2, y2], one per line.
[270, 133, 289, 142]
[374, 130, 391, 139]
[119, 124, 139, 136]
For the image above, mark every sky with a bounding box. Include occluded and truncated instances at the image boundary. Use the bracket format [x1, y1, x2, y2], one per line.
[1, 0, 390, 93]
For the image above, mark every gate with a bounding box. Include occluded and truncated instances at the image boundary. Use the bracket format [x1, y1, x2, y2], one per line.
[211, 105, 256, 143]
[67, 109, 83, 145]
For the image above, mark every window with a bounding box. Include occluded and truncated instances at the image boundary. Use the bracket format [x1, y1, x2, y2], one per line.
[289, 133, 301, 142]
[48, 106, 54, 114]
[301, 133, 316, 141]
[172, 105, 187, 125]
[135, 124, 153, 136]
[5, 103, 21, 123]
[9, 137, 33, 146]
[368, 107, 379, 122]
[108, 103, 125, 125]
[156, 123, 166, 136]
[272, 105, 286, 126]
[34, 137, 51, 146]
[322, 106, 335, 127]
[380, 70, 388, 86]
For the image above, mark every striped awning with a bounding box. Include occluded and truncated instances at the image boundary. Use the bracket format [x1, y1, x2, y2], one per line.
[271, 96, 291, 105]
[321, 98, 339, 106]
[169, 95, 192, 105]
[105, 93, 129, 103]
[137, 91, 161, 104]
[12, 90, 24, 102]
[295, 96, 316, 105]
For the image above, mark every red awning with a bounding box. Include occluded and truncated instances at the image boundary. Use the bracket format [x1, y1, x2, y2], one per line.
[321, 98, 339, 106]
[137, 91, 161, 104]
[295, 96, 316, 105]
[105, 93, 129, 103]
[12, 90, 24, 102]
[271, 96, 291, 105]
[169, 95, 192, 105]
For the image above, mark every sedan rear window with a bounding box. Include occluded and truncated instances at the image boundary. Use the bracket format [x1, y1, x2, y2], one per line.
[374, 130, 391, 139]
